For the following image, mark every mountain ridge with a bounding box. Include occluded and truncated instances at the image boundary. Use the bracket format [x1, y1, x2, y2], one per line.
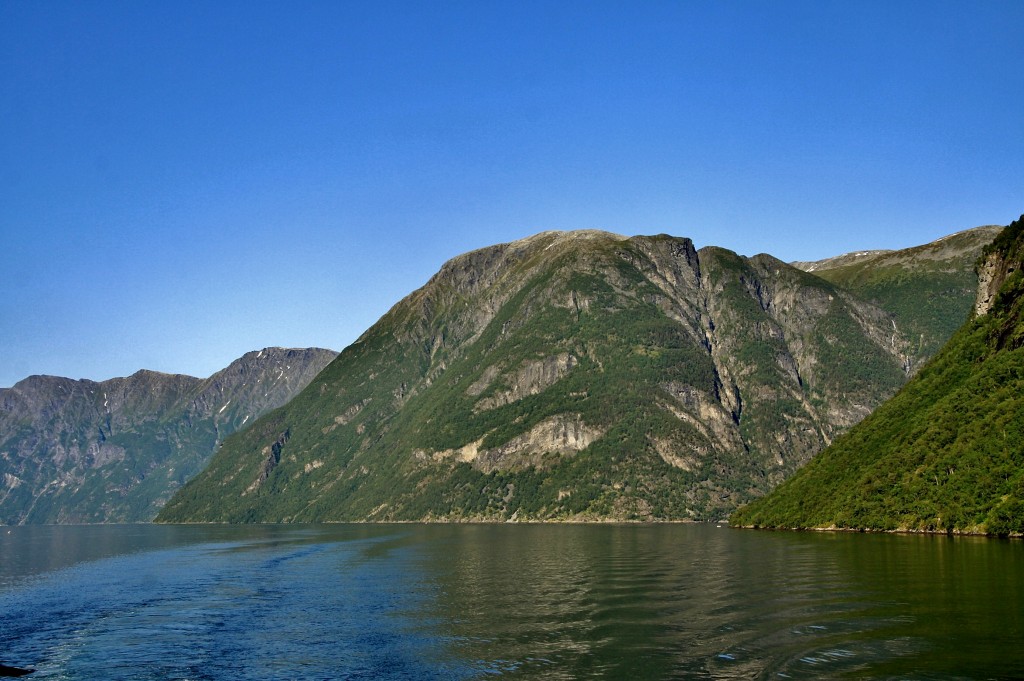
[730, 217, 1024, 535]
[791, 225, 1000, 273]
[158, 226, 994, 524]
[789, 225, 1003, 366]
[0, 346, 337, 523]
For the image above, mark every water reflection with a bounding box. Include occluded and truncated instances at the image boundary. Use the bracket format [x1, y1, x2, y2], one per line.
[1, 524, 1022, 680]
[402, 525, 1024, 679]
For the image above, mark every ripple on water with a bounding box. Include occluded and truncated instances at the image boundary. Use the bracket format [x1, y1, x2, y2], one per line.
[2, 524, 1023, 680]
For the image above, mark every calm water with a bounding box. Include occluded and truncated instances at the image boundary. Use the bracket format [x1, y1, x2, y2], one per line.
[1, 524, 1021, 680]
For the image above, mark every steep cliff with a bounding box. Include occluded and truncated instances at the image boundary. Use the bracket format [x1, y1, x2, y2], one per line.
[159, 230, 935, 523]
[731, 216, 1024, 535]
[0, 347, 336, 523]
[792, 225, 1002, 368]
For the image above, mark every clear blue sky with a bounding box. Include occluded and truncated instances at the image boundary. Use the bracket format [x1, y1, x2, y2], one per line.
[2, 1, 1022, 388]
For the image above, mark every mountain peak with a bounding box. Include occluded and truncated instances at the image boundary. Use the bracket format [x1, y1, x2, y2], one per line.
[0, 348, 337, 524]
[519, 228, 628, 244]
[160, 229, 950, 523]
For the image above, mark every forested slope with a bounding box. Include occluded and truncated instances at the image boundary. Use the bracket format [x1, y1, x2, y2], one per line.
[731, 216, 1024, 535]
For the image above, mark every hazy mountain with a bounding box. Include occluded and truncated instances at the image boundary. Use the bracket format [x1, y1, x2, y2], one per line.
[731, 217, 1024, 535]
[158, 226, 992, 523]
[0, 347, 337, 523]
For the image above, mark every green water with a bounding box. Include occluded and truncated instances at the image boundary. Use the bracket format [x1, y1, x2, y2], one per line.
[1, 523, 1021, 679]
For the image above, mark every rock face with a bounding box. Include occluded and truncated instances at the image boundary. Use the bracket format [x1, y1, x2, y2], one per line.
[792, 225, 1003, 369]
[0, 347, 336, 523]
[975, 237, 1021, 316]
[159, 227, 991, 524]
[731, 216, 1024, 535]
[975, 253, 1002, 315]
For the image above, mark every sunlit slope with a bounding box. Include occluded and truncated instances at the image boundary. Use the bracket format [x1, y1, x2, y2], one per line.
[159, 231, 915, 522]
[732, 217, 1024, 535]
[793, 225, 1001, 367]
[0, 348, 336, 523]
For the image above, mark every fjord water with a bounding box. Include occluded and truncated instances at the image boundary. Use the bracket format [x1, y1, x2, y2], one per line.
[1, 524, 1021, 680]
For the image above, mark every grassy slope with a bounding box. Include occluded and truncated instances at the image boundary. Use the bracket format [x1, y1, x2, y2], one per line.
[799, 226, 1001, 364]
[731, 218, 1024, 535]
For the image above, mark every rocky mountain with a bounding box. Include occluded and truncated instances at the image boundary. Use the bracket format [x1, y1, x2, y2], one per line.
[158, 226, 992, 524]
[792, 225, 1002, 368]
[730, 216, 1024, 535]
[0, 347, 337, 523]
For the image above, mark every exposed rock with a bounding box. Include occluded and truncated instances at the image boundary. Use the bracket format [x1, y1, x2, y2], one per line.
[478, 414, 604, 473]
[793, 225, 1003, 368]
[973, 248, 1020, 318]
[246, 429, 291, 494]
[423, 414, 604, 474]
[158, 227, 995, 523]
[732, 216, 1024, 535]
[322, 399, 371, 434]
[466, 365, 501, 397]
[474, 354, 578, 411]
[0, 347, 336, 523]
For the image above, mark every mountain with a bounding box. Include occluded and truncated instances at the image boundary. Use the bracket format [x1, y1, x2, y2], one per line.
[0, 347, 337, 524]
[730, 216, 1024, 535]
[792, 225, 1003, 369]
[158, 227, 989, 524]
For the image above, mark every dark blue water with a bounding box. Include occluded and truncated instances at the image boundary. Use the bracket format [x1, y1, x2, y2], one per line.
[1, 524, 1022, 679]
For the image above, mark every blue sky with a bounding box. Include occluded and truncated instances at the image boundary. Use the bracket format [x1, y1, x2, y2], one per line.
[2, 1, 1022, 387]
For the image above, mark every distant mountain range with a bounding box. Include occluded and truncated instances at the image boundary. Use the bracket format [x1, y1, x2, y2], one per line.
[156, 225, 997, 523]
[0, 347, 336, 523]
[731, 216, 1024, 535]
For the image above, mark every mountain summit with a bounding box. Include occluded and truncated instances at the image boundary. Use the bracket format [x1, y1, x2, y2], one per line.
[158, 228, 974, 523]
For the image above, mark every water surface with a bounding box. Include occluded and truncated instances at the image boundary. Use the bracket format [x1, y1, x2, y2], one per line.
[1, 524, 1021, 679]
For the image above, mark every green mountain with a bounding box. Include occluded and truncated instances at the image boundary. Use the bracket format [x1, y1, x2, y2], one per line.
[0, 347, 336, 524]
[792, 225, 1003, 368]
[158, 227, 989, 523]
[730, 216, 1024, 535]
